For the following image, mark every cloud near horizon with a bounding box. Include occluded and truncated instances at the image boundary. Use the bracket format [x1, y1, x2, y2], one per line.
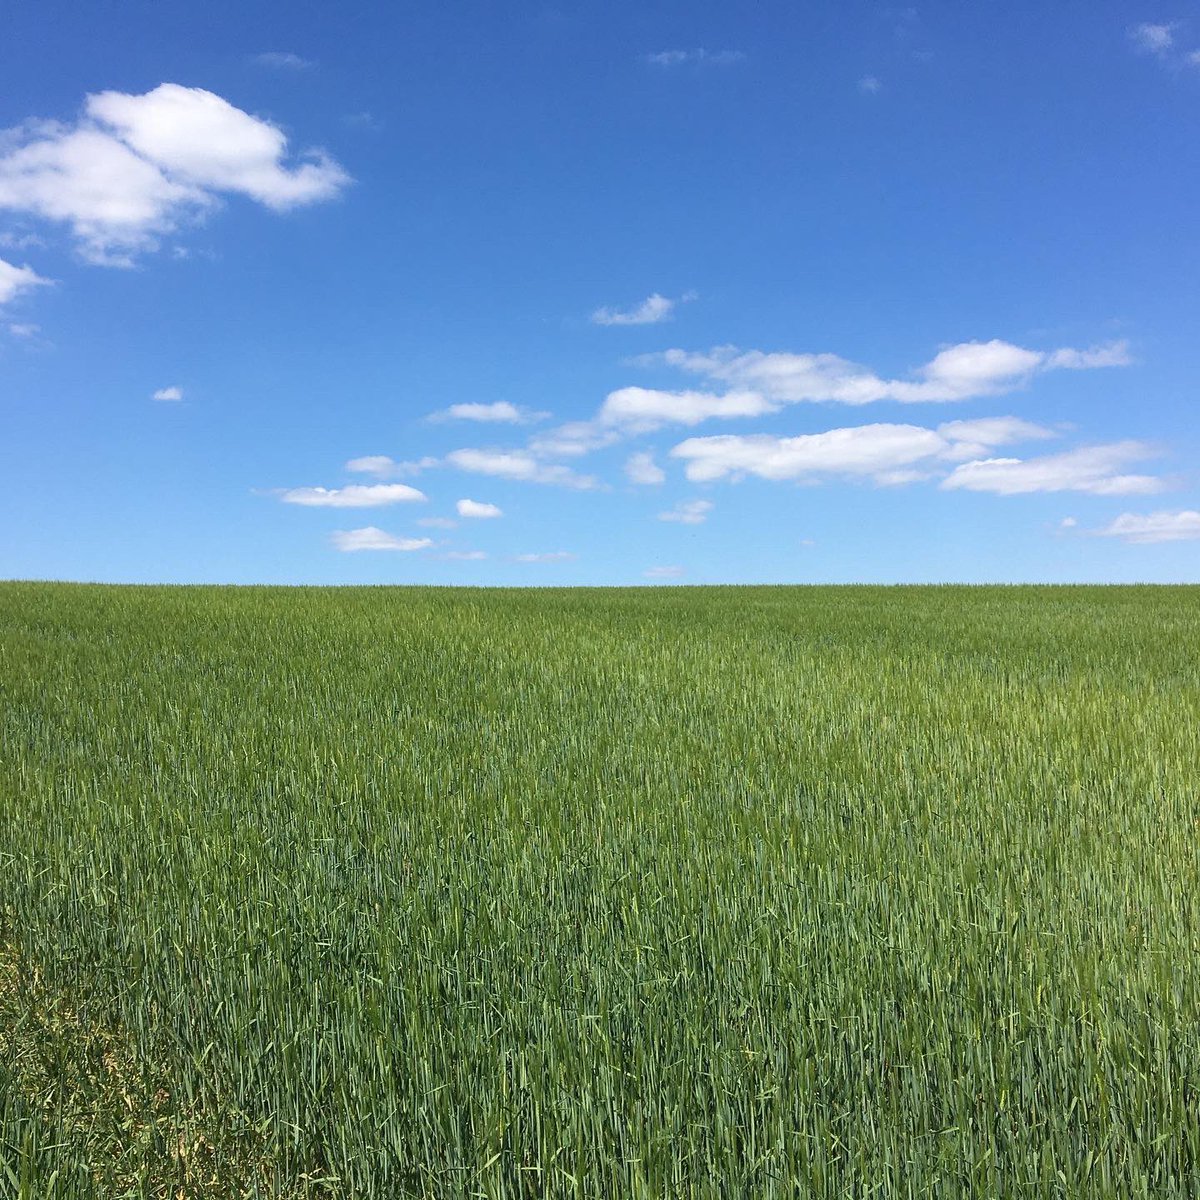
[331, 527, 433, 552]
[668, 417, 1159, 496]
[0, 83, 349, 264]
[1094, 510, 1200, 543]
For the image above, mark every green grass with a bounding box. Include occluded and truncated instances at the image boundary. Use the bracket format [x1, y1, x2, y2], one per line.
[2, 582, 1199, 1198]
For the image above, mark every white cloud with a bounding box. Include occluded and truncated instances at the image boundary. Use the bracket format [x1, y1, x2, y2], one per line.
[345, 454, 439, 477]
[331, 527, 433, 552]
[940, 442, 1162, 496]
[0, 84, 348, 264]
[429, 401, 547, 424]
[0, 257, 48, 305]
[1059, 516, 1078, 529]
[644, 565, 685, 579]
[618, 338, 1129, 428]
[457, 498, 503, 519]
[935, 416, 1056, 460]
[645, 49, 745, 66]
[514, 551, 577, 562]
[669, 416, 1074, 488]
[280, 483, 427, 507]
[443, 549, 488, 560]
[1095, 510, 1200, 543]
[252, 51, 314, 70]
[527, 421, 620, 458]
[600, 386, 771, 429]
[152, 385, 182, 401]
[658, 498, 713, 524]
[673, 423, 948, 483]
[1044, 342, 1132, 369]
[1130, 23, 1175, 54]
[592, 293, 677, 326]
[858, 76, 882, 93]
[446, 447, 599, 489]
[8, 321, 39, 337]
[625, 451, 666, 485]
[1188, 50, 1200, 66]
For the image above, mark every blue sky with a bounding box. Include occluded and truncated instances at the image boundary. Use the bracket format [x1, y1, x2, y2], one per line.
[2, 1, 1198, 584]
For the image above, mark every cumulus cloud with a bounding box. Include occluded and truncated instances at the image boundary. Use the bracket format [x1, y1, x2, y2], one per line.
[625, 451, 666, 485]
[152, 385, 182, 401]
[600, 386, 771, 429]
[252, 51, 314, 69]
[280, 483, 427, 507]
[658, 499, 713, 524]
[644, 565, 685, 579]
[0, 84, 349, 264]
[331, 527, 433, 552]
[1095, 510, 1200, 543]
[428, 401, 547, 423]
[514, 551, 577, 562]
[630, 339, 1128, 425]
[345, 455, 439, 477]
[669, 416, 1083, 488]
[446, 447, 599, 489]
[0, 257, 48, 305]
[940, 443, 1162, 496]
[591, 293, 678, 326]
[457, 498, 502, 518]
[1130, 23, 1175, 54]
[645, 49, 745, 66]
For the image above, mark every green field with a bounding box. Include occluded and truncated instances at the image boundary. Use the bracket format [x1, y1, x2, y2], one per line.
[2, 583, 1199, 1198]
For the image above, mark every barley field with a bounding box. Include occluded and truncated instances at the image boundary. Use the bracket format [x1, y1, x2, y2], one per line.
[2, 582, 1199, 1198]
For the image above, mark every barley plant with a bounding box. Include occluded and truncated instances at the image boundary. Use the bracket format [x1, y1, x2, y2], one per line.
[2, 582, 1199, 1198]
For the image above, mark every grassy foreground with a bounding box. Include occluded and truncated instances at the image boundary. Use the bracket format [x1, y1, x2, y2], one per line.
[2, 582, 1199, 1198]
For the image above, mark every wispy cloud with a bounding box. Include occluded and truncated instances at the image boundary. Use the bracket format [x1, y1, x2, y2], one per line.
[428, 401, 547, 424]
[514, 551, 577, 563]
[456, 498, 502, 519]
[625, 451, 666, 485]
[645, 49, 746, 67]
[1094, 510, 1200, 543]
[152, 385, 182, 401]
[417, 516, 457, 529]
[331, 527, 432, 552]
[252, 51, 315, 70]
[280, 483, 427, 507]
[0, 257, 49, 305]
[940, 443, 1162, 496]
[644, 564, 685, 579]
[345, 455, 439, 477]
[858, 76, 882, 94]
[446, 447, 599, 489]
[591, 293, 681, 327]
[8, 321, 39, 338]
[1129, 23, 1176, 54]
[0, 84, 348, 264]
[658, 499, 713, 524]
[442, 549, 488, 560]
